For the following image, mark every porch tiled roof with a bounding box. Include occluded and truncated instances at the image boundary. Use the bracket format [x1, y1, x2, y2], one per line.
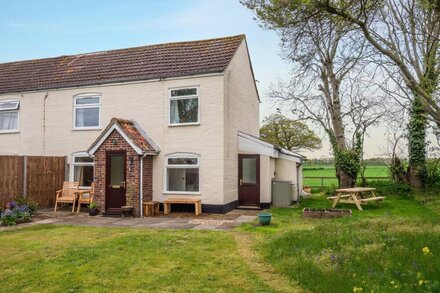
[0, 35, 245, 94]
[88, 118, 159, 155]
[114, 118, 155, 152]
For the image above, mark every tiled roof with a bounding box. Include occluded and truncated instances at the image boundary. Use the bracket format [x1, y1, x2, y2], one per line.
[114, 118, 157, 153]
[0, 35, 245, 94]
[88, 118, 159, 155]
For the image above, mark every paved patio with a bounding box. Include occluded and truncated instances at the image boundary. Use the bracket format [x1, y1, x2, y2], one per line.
[2, 209, 259, 231]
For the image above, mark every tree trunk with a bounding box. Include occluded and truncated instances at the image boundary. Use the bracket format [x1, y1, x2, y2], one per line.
[337, 169, 355, 188]
[407, 96, 427, 187]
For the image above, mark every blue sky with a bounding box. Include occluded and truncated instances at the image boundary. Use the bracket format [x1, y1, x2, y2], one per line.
[0, 0, 288, 119]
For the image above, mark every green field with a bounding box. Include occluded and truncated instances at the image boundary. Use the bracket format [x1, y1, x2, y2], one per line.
[303, 164, 389, 187]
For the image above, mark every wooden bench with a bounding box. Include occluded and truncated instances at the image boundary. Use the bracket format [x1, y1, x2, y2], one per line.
[327, 194, 350, 200]
[330, 187, 386, 210]
[163, 198, 202, 216]
[143, 201, 160, 217]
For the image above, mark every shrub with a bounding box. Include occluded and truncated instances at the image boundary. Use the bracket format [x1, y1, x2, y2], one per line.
[1, 196, 36, 226]
[323, 184, 337, 196]
[424, 160, 440, 190]
[367, 180, 412, 196]
[1, 215, 17, 226]
[14, 196, 38, 215]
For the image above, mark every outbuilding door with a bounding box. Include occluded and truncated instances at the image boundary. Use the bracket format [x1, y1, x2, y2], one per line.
[106, 151, 126, 211]
[238, 154, 260, 206]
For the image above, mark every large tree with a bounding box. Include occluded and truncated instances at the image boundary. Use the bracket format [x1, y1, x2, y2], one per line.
[260, 114, 322, 151]
[282, 0, 440, 186]
[243, 0, 384, 187]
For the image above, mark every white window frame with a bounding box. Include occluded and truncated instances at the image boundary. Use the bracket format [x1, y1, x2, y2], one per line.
[168, 86, 200, 126]
[70, 152, 94, 189]
[163, 153, 201, 194]
[0, 99, 20, 134]
[73, 94, 101, 130]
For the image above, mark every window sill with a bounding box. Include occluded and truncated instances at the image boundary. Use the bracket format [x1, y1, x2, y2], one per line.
[163, 191, 201, 195]
[72, 127, 102, 131]
[0, 130, 19, 134]
[168, 122, 200, 127]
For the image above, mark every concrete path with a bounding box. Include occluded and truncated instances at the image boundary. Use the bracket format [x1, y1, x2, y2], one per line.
[1, 209, 258, 231]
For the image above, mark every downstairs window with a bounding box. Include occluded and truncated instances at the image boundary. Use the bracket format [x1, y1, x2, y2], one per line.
[165, 155, 200, 193]
[72, 153, 94, 188]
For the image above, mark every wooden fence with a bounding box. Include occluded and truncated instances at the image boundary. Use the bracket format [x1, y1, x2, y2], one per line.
[303, 176, 390, 190]
[0, 156, 66, 208]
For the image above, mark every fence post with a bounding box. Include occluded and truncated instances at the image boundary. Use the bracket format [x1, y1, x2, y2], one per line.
[321, 178, 324, 191]
[22, 156, 28, 197]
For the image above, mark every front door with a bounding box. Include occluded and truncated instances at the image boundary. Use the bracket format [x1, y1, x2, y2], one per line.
[238, 154, 260, 206]
[106, 151, 126, 211]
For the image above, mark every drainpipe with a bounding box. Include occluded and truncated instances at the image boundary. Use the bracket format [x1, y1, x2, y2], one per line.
[296, 162, 303, 204]
[42, 92, 49, 155]
[139, 152, 148, 218]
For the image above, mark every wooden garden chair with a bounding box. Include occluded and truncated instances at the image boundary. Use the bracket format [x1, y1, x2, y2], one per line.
[75, 183, 95, 213]
[54, 181, 79, 212]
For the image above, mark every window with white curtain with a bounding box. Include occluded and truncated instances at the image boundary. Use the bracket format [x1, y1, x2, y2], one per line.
[169, 87, 199, 125]
[0, 100, 19, 132]
[71, 153, 94, 188]
[74, 95, 101, 129]
[165, 154, 200, 193]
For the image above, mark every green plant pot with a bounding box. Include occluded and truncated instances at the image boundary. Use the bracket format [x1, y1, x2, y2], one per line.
[257, 212, 272, 226]
[88, 208, 98, 216]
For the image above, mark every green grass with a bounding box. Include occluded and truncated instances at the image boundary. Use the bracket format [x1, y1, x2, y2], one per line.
[239, 193, 440, 293]
[0, 226, 275, 292]
[2, 188, 439, 292]
[303, 164, 389, 187]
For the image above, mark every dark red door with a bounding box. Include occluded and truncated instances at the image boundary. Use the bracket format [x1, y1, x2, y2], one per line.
[106, 151, 126, 211]
[238, 154, 260, 206]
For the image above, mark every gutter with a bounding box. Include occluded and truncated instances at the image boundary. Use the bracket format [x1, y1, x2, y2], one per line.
[0, 71, 225, 96]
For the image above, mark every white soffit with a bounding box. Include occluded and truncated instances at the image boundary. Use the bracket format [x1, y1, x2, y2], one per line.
[238, 131, 303, 163]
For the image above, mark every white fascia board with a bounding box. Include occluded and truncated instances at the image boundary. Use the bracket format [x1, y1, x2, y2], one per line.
[279, 148, 306, 162]
[88, 124, 143, 155]
[238, 131, 278, 157]
[278, 152, 301, 163]
[237, 131, 306, 162]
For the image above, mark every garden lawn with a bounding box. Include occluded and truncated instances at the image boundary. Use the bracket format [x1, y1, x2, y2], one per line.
[239, 194, 440, 293]
[0, 226, 275, 293]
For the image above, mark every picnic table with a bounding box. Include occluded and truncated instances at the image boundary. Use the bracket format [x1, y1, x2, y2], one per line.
[327, 187, 385, 211]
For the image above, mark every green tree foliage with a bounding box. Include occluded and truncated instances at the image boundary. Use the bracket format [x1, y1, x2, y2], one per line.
[260, 114, 321, 151]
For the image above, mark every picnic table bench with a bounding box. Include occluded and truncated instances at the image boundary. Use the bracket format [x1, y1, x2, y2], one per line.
[328, 187, 385, 211]
[163, 197, 202, 216]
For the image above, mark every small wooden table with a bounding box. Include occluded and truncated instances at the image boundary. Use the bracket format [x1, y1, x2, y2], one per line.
[163, 198, 202, 216]
[143, 201, 160, 217]
[328, 187, 385, 211]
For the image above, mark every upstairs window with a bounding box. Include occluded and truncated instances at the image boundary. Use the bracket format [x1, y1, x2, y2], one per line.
[0, 100, 19, 132]
[169, 87, 199, 125]
[74, 95, 101, 129]
[165, 154, 200, 193]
